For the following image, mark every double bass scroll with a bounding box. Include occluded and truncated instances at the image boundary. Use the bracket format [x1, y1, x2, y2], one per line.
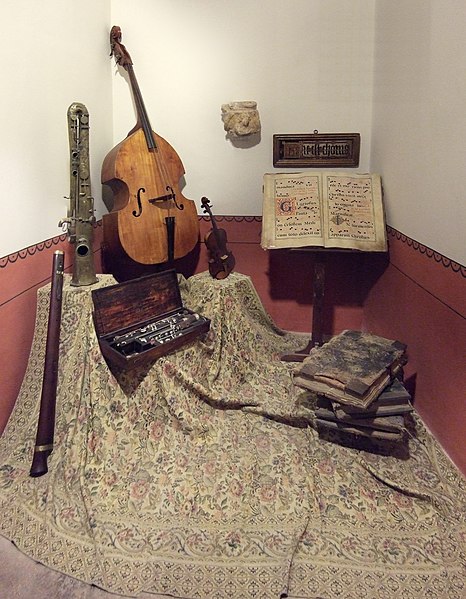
[101, 26, 199, 275]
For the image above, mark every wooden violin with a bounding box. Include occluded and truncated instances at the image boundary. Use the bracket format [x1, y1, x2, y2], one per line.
[101, 26, 199, 273]
[201, 197, 235, 280]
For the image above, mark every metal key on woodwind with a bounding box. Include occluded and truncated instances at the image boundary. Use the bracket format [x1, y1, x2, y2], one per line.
[138, 314, 200, 345]
[113, 314, 181, 347]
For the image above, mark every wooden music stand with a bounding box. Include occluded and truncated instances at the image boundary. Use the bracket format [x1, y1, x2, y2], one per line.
[280, 247, 356, 362]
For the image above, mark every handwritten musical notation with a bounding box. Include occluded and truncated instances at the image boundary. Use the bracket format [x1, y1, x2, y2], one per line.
[325, 175, 377, 242]
[261, 172, 387, 252]
[273, 175, 323, 240]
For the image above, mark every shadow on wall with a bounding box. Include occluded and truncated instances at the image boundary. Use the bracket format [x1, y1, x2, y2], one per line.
[267, 248, 390, 334]
[101, 240, 201, 283]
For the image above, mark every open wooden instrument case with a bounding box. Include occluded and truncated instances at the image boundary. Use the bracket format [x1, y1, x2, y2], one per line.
[91, 270, 210, 369]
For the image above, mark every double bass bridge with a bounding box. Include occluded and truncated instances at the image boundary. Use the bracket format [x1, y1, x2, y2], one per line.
[132, 186, 184, 218]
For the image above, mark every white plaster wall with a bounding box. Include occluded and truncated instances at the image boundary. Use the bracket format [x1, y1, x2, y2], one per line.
[109, 0, 375, 216]
[1, 0, 375, 258]
[4, 1, 464, 266]
[0, 0, 112, 259]
[371, 1, 466, 266]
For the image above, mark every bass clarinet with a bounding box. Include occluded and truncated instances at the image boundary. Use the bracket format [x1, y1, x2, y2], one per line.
[60, 102, 98, 286]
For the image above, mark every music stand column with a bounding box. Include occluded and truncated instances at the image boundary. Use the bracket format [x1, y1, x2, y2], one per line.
[281, 251, 326, 362]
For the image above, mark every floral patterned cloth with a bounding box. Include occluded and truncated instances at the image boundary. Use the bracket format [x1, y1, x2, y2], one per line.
[0, 272, 465, 599]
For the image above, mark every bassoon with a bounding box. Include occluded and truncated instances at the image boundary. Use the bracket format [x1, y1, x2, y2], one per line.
[30, 250, 65, 477]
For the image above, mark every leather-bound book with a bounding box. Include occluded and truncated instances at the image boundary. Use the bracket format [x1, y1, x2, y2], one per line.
[315, 417, 404, 441]
[293, 330, 407, 409]
[315, 396, 405, 434]
[333, 378, 412, 420]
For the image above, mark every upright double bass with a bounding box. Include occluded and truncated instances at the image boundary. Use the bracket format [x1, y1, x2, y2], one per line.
[102, 26, 199, 276]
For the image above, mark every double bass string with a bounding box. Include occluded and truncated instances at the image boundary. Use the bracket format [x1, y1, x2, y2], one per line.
[127, 65, 156, 151]
[127, 64, 175, 218]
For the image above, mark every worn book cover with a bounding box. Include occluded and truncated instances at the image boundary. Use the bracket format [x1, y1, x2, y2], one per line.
[261, 171, 387, 252]
[315, 396, 406, 433]
[293, 330, 407, 409]
[315, 418, 404, 441]
[333, 378, 412, 419]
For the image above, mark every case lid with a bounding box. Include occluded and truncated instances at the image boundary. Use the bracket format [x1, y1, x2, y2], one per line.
[92, 270, 182, 337]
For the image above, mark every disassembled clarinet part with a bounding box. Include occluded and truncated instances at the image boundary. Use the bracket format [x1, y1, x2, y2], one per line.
[109, 311, 201, 356]
[135, 314, 200, 351]
[111, 310, 190, 349]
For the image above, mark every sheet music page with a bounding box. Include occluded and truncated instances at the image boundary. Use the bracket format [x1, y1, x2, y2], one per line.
[322, 173, 387, 251]
[261, 173, 324, 248]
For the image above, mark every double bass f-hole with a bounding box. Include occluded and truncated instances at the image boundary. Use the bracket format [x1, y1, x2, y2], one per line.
[133, 186, 184, 218]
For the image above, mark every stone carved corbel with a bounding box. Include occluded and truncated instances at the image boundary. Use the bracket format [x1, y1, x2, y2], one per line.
[221, 101, 261, 137]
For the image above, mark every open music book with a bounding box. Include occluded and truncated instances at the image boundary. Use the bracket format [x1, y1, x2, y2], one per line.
[261, 172, 387, 252]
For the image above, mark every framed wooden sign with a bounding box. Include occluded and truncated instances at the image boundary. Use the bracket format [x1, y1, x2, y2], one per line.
[273, 132, 360, 168]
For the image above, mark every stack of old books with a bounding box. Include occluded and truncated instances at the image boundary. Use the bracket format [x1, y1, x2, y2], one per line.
[293, 330, 412, 441]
